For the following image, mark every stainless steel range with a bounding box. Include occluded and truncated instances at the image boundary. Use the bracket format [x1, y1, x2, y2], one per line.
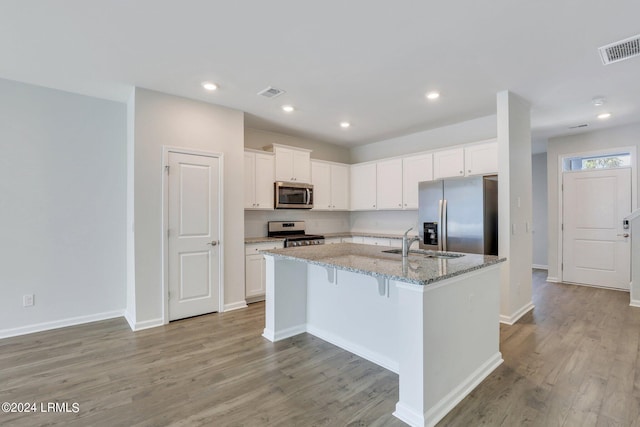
[267, 221, 325, 248]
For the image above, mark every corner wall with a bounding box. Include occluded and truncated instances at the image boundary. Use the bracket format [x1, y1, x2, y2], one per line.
[0, 78, 127, 338]
[132, 88, 245, 328]
[532, 153, 548, 269]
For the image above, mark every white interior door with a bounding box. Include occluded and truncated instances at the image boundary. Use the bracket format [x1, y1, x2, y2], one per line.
[168, 152, 221, 320]
[562, 167, 631, 290]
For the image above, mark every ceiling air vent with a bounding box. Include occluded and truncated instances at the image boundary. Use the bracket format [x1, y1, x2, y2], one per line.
[257, 86, 286, 98]
[598, 34, 640, 65]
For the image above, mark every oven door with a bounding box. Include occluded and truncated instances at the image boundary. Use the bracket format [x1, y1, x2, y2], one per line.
[275, 182, 313, 209]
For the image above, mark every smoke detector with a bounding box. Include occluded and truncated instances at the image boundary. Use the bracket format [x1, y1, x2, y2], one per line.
[257, 86, 286, 98]
[598, 34, 640, 65]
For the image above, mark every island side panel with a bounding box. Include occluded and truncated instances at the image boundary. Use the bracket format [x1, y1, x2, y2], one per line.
[305, 265, 399, 373]
[394, 264, 503, 427]
[262, 255, 308, 341]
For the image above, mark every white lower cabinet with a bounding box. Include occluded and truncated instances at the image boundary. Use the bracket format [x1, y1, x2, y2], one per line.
[245, 241, 284, 301]
[350, 236, 402, 247]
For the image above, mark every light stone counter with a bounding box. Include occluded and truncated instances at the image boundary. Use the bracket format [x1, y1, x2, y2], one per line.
[261, 242, 505, 286]
[244, 236, 285, 244]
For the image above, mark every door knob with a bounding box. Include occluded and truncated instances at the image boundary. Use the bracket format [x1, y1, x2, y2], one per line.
[617, 233, 630, 238]
[207, 240, 219, 246]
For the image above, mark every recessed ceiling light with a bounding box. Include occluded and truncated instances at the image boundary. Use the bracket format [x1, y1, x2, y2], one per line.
[340, 122, 351, 128]
[282, 105, 295, 113]
[202, 82, 218, 91]
[426, 91, 440, 100]
[592, 97, 606, 107]
[597, 112, 612, 119]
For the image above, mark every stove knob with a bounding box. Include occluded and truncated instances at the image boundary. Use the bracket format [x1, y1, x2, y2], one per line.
[304, 241, 310, 245]
[290, 242, 297, 247]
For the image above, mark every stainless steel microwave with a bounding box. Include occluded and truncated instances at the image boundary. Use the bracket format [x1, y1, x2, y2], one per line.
[274, 181, 313, 209]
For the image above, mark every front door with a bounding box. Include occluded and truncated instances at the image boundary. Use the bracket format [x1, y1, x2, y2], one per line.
[168, 151, 221, 320]
[562, 167, 631, 290]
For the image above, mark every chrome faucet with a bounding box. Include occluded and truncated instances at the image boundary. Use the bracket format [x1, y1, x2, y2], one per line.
[402, 227, 421, 257]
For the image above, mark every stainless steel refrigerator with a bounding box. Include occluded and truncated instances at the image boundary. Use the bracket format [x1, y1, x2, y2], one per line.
[418, 175, 498, 255]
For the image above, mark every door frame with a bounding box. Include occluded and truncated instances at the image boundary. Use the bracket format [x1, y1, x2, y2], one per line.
[556, 146, 636, 284]
[161, 146, 225, 325]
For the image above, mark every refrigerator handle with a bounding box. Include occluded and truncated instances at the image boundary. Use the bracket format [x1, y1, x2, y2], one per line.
[438, 199, 444, 251]
[442, 199, 448, 251]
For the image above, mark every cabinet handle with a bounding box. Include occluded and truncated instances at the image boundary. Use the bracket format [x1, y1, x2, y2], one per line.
[459, 170, 463, 174]
[468, 169, 472, 173]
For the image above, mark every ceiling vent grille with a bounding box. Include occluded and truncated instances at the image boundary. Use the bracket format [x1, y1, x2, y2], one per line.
[257, 86, 286, 98]
[598, 34, 640, 65]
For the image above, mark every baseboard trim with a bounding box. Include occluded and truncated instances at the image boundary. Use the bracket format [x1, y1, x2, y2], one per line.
[630, 299, 640, 308]
[262, 324, 306, 342]
[394, 352, 503, 427]
[532, 264, 548, 270]
[223, 301, 248, 312]
[0, 310, 125, 339]
[124, 309, 136, 331]
[306, 324, 399, 374]
[132, 317, 164, 331]
[546, 276, 560, 283]
[500, 301, 535, 325]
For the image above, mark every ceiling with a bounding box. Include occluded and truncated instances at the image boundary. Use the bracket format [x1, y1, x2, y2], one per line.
[1, 1, 639, 151]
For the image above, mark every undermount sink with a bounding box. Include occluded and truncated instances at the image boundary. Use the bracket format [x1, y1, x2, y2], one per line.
[381, 249, 465, 259]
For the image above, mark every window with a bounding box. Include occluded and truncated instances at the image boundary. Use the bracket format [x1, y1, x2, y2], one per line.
[564, 153, 631, 171]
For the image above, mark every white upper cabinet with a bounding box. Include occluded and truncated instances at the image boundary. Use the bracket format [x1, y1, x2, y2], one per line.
[433, 148, 465, 179]
[350, 163, 377, 210]
[465, 140, 498, 176]
[330, 163, 350, 210]
[311, 161, 331, 209]
[244, 151, 274, 209]
[311, 161, 350, 210]
[376, 158, 403, 210]
[269, 144, 312, 183]
[402, 153, 433, 209]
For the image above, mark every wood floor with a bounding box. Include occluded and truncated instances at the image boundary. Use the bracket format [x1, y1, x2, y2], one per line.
[1, 270, 639, 426]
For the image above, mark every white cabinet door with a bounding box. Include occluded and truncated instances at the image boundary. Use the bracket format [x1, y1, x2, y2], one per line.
[350, 163, 377, 210]
[244, 152, 256, 209]
[465, 141, 498, 176]
[245, 151, 274, 209]
[245, 241, 284, 300]
[311, 161, 332, 210]
[376, 158, 403, 210]
[245, 254, 265, 299]
[433, 148, 465, 179]
[292, 150, 311, 183]
[274, 146, 311, 183]
[331, 163, 350, 210]
[402, 153, 433, 209]
[274, 147, 294, 181]
[254, 153, 274, 208]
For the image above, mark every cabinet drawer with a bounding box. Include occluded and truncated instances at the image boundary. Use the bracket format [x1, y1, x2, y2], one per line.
[245, 241, 284, 255]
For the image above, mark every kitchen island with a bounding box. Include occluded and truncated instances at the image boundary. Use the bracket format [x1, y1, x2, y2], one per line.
[261, 243, 505, 427]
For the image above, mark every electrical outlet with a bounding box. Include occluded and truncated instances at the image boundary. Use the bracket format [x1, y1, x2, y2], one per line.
[23, 294, 34, 307]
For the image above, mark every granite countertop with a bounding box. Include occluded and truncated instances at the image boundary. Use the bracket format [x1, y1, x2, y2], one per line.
[261, 242, 505, 286]
[244, 236, 286, 244]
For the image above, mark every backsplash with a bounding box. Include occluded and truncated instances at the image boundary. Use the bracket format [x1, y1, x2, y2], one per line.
[244, 210, 350, 237]
[350, 210, 420, 235]
[245, 209, 420, 237]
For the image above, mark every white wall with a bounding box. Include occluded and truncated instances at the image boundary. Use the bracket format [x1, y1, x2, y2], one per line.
[350, 115, 496, 163]
[245, 128, 350, 163]
[532, 152, 548, 268]
[132, 88, 245, 326]
[497, 91, 533, 324]
[0, 78, 127, 338]
[546, 122, 640, 281]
